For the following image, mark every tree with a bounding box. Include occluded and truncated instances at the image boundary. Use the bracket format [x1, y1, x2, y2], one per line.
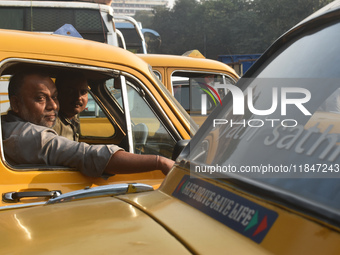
[134, 0, 333, 58]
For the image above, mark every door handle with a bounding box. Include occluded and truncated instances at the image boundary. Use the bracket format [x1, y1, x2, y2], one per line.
[2, 190, 62, 203]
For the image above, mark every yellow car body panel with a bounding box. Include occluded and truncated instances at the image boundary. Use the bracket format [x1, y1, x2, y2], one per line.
[1, 166, 339, 254]
[118, 167, 340, 254]
[0, 195, 191, 254]
[0, 29, 193, 206]
[80, 117, 115, 137]
[137, 53, 239, 92]
[0, 30, 143, 69]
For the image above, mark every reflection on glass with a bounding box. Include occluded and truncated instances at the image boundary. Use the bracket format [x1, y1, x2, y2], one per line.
[107, 78, 176, 158]
[172, 73, 236, 115]
[187, 20, 340, 213]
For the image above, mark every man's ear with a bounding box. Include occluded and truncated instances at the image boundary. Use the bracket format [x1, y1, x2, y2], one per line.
[10, 96, 20, 113]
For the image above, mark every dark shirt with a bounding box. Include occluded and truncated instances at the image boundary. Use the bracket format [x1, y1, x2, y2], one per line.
[53, 113, 80, 141]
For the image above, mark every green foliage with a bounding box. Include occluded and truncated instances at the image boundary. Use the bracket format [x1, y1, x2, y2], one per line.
[133, 10, 154, 28]
[134, 0, 333, 58]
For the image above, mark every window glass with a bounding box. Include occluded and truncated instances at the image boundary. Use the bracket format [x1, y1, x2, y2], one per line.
[172, 72, 235, 115]
[255, 21, 340, 78]
[79, 93, 115, 138]
[0, 75, 10, 114]
[172, 77, 189, 110]
[150, 68, 197, 134]
[187, 21, 340, 212]
[106, 77, 176, 158]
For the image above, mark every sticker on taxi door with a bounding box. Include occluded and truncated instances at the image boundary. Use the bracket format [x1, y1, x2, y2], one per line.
[172, 175, 278, 244]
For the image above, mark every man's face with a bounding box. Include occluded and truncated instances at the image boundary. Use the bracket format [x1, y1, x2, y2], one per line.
[58, 78, 88, 119]
[12, 74, 59, 128]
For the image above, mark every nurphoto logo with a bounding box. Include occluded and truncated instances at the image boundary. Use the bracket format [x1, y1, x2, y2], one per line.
[202, 84, 311, 116]
[200, 83, 223, 115]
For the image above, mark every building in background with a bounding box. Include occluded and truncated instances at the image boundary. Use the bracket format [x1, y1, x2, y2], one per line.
[112, 0, 168, 16]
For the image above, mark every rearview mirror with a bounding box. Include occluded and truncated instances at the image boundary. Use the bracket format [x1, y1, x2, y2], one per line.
[172, 139, 190, 160]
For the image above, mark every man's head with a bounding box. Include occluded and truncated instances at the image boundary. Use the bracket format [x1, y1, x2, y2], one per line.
[55, 71, 88, 119]
[9, 71, 59, 128]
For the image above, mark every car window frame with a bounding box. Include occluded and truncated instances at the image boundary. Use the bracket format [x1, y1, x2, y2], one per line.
[107, 71, 182, 154]
[169, 69, 238, 115]
[0, 58, 124, 171]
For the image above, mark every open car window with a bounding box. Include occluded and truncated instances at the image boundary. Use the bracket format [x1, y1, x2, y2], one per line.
[0, 62, 122, 170]
[0, 58, 184, 173]
[0, 59, 178, 172]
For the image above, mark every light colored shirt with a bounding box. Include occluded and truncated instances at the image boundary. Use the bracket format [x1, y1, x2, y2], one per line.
[2, 112, 123, 177]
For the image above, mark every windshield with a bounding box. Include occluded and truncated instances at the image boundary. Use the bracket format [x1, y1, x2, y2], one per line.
[185, 19, 340, 216]
[150, 66, 199, 135]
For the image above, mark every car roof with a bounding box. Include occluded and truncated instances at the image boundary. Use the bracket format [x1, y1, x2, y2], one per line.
[137, 53, 239, 78]
[0, 29, 151, 76]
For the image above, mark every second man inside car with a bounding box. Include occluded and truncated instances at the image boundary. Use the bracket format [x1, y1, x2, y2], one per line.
[2, 70, 174, 178]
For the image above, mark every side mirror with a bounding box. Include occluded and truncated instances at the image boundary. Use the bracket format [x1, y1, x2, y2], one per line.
[172, 139, 190, 160]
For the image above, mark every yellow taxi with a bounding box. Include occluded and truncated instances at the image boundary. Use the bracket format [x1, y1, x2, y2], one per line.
[0, 28, 195, 206]
[1, 0, 340, 253]
[138, 52, 239, 125]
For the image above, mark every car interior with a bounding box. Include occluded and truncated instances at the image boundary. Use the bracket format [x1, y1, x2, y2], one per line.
[0, 60, 178, 171]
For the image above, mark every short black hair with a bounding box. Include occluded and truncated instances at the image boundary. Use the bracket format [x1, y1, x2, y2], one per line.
[8, 70, 51, 98]
[55, 70, 87, 91]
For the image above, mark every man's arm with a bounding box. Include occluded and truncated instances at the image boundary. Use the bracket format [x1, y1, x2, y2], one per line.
[104, 151, 174, 176]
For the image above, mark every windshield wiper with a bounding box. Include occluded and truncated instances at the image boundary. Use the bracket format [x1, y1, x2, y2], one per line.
[46, 183, 153, 205]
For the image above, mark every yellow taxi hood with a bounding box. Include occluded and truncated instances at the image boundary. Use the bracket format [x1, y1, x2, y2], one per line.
[137, 53, 239, 78]
[0, 29, 151, 75]
[117, 169, 340, 255]
[0, 196, 190, 254]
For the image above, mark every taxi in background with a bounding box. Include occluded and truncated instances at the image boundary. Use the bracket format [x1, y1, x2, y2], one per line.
[138, 51, 239, 126]
[1, 1, 340, 254]
[0, 28, 195, 206]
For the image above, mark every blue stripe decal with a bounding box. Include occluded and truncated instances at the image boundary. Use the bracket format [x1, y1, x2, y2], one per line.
[172, 175, 278, 244]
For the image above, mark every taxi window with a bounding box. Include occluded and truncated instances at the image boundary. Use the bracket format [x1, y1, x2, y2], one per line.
[106, 77, 177, 158]
[0, 75, 10, 114]
[2, 73, 117, 140]
[0, 64, 121, 170]
[79, 93, 115, 138]
[171, 72, 235, 115]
